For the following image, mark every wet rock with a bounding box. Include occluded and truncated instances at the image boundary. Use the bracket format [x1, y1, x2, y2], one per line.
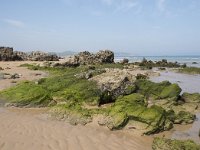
[135, 80, 181, 100]
[10, 73, 20, 79]
[182, 93, 200, 103]
[152, 137, 200, 150]
[120, 58, 129, 64]
[174, 111, 196, 124]
[100, 93, 173, 134]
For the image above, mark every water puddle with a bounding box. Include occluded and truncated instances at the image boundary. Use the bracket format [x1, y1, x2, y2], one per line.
[172, 113, 200, 144]
[150, 69, 200, 93]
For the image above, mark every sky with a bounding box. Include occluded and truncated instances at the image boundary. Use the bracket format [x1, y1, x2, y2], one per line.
[0, 0, 200, 55]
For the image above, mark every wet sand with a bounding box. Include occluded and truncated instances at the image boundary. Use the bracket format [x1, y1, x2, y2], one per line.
[150, 69, 200, 144]
[0, 107, 152, 150]
[0, 61, 153, 150]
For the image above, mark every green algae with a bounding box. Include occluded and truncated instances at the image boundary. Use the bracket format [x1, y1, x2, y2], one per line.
[152, 137, 200, 150]
[0, 63, 198, 135]
[178, 67, 200, 74]
[135, 80, 181, 100]
[105, 93, 173, 134]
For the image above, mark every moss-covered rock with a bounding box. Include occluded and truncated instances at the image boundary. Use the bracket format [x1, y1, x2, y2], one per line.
[182, 92, 200, 103]
[0, 81, 52, 107]
[103, 93, 173, 134]
[50, 102, 92, 125]
[135, 80, 181, 100]
[152, 137, 200, 150]
[160, 84, 181, 99]
[174, 111, 196, 124]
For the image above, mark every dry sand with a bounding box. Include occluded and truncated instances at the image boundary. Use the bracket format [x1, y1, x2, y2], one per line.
[0, 61, 48, 90]
[0, 61, 153, 150]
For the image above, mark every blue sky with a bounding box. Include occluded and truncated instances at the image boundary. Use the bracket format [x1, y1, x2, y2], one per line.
[0, 0, 200, 55]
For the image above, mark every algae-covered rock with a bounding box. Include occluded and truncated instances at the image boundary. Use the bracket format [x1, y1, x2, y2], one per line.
[136, 80, 181, 100]
[103, 93, 173, 134]
[182, 92, 200, 103]
[160, 84, 181, 99]
[0, 81, 52, 107]
[50, 103, 92, 125]
[152, 137, 200, 150]
[174, 111, 196, 124]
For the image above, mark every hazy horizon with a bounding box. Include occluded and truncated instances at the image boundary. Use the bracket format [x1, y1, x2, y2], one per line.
[1, 0, 200, 55]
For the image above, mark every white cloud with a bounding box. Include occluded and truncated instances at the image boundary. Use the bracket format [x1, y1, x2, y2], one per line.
[100, 0, 141, 13]
[4, 19, 25, 28]
[115, 1, 138, 12]
[157, 0, 166, 12]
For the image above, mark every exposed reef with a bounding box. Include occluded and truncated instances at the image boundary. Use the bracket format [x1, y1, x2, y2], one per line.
[0, 47, 59, 61]
[152, 138, 200, 150]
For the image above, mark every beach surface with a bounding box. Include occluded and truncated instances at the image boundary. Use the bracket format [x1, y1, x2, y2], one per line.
[0, 61, 48, 90]
[0, 61, 153, 150]
[0, 107, 152, 150]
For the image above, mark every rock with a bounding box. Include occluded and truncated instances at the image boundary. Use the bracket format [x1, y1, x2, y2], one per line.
[0, 47, 23, 61]
[0, 47, 59, 61]
[120, 58, 129, 64]
[57, 50, 114, 67]
[192, 62, 198, 64]
[10, 73, 20, 79]
[152, 137, 200, 150]
[182, 92, 200, 103]
[174, 111, 196, 124]
[101, 94, 173, 134]
[28, 51, 59, 61]
[135, 80, 181, 100]
[159, 84, 182, 99]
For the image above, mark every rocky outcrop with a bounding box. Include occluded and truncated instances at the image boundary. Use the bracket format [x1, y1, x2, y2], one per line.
[0, 47, 23, 61]
[0, 47, 59, 61]
[152, 137, 200, 150]
[57, 50, 114, 67]
[27, 51, 59, 61]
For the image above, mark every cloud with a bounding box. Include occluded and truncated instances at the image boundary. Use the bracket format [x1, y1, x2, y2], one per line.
[157, 0, 166, 12]
[4, 19, 25, 28]
[100, 0, 141, 13]
[115, 1, 138, 12]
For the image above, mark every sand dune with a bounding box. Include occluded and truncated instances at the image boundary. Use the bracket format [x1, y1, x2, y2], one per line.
[0, 107, 152, 150]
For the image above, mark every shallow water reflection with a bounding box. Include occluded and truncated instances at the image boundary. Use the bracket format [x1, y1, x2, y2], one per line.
[172, 113, 200, 144]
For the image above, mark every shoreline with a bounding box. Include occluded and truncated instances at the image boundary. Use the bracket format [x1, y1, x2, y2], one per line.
[1, 60, 200, 149]
[0, 61, 153, 150]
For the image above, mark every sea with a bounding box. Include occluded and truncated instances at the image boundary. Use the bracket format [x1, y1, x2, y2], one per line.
[115, 55, 200, 68]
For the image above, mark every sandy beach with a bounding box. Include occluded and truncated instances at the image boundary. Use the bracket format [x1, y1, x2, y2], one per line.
[0, 61, 48, 90]
[0, 107, 153, 150]
[0, 61, 153, 150]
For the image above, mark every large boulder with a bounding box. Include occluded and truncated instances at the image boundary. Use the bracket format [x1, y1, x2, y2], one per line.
[28, 51, 59, 61]
[59, 50, 114, 66]
[0, 47, 23, 61]
[99, 93, 173, 134]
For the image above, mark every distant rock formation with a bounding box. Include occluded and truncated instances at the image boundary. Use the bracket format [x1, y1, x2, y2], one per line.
[0, 47, 59, 61]
[58, 50, 114, 67]
[0, 47, 23, 61]
[27, 51, 59, 61]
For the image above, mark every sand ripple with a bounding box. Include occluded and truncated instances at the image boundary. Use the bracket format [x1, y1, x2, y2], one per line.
[0, 108, 152, 150]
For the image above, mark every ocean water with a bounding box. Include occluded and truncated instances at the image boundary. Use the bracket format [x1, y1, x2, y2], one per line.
[115, 55, 200, 67]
